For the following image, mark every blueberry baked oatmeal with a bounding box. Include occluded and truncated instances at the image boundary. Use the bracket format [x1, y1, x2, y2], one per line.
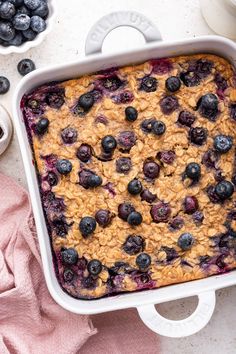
[21, 54, 236, 299]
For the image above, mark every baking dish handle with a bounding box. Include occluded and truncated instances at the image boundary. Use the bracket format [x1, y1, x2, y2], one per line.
[0, 105, 13, 156]
[137, 290, 216, 337]
[85, 11, 162, 55]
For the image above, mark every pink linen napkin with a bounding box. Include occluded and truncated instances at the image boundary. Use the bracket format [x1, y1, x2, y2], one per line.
[0, 173, 96, 354]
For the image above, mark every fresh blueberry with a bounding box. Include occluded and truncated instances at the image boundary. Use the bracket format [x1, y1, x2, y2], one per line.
[127, 211, 143, 226]
[52, 217, 70, 237]
[140, 76, 157, 92]
[140, 118, 156, 133]
[189, 127, 208, 145]
[180, 71, 200, 87]
[202, 149, 219, 169]
[22, 28, 36, 40]
[152, 120, 166, 136]
[32, 1, 48, 17]
[9, 0, 24, 6]
[197, 93, 219, 121]
[78, 169, 95, 189]
[151, 202, 171, 222]
[0, 21, 15, 41]
[214, 135, 233, 153]
[95, 209, 112, 227]
[46, 90, 65, 109]
[165, 76, 181, 92]
[0, 2, 16, 19]
[136, 253, 151, 271]
[61, 248, 78, 265]
[183, 196, 199, 214]
[185, 162, 201, 180]
[140, 189, 157, 203]
[143, 160, 160, 179]
[0, 76, 10, 94]
[79, 216, 97, 238]
[215, 180, 234, 200]
[16, 5, 30, 15]
[177, 110, 196, 127]
[192, 211, 204, 225]
[101, 135, 117, 152]
[156, 150, 176, 164]
[111, 90, 134, 104]
[17, 58, 36, 76]
[13, 13, 30, 30]
[169, 216, 184, 231]
[160, 95, 179, 115]
[117, 131, 136, 151]
[56, 159, 72, 175]
[63, 269, 74, 282]
[35, 117, 49, 134]
[100, 75, 123, 91]
[61, 127, 77, 144]
[30, 15, 46, 33]
[8, 31, 23, 45]
[118, 202, 135, 221]
[87, 174, 102, 188]
[76, 144, 92, 162]
[46, 171, 58, 187]
[206, 185, 222, 204]
[127, 178, 142, 195]
[77, 92, 94, 112]
[125, 106, 138, 122]
[230, 104, 236, 121]
[123, 235, 145, 255]
[24, 0, 40, 10]
[87, 259, 102, 276]
[116, 157, 132, 174]
[177, 233, 194, 251]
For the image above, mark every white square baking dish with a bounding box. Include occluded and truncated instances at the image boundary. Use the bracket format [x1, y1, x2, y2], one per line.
[12, 11, 236, 338]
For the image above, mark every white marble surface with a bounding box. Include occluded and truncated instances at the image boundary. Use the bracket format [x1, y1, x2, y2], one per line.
[0, 0, 235, 352]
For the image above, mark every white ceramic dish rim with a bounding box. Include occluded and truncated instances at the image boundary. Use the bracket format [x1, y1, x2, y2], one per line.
[12, 11, 236, 338]
[0, 0, 57, 55]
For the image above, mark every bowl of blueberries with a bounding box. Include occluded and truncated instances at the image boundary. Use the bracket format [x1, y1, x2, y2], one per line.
[0, 0, 56, 54]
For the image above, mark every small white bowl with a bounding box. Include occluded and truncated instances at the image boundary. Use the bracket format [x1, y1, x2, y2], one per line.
[0, 0, 57, 55]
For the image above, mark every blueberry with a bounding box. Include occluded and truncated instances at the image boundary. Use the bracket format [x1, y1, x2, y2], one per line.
[214, 135, 233, 153]
[123, 235, 145, 255]
[195, 59, 213, 78]
[63, 269, 74, 282]
[151, 58, 172, 74]
[232, 175, 236, 186]
[61, 248, 78, 265]
[143, 160, 160, 179]
[82, 276, 96, 289]
[35, 117, 49, 134]
[78, 169, 94, 189]
[95, 209, 112, 227]
[230, 104, 236, 121]
[87, 259, 102, 276]
[136, 253, 151, 271]
[77, 92, 94, 112]
[101, 135, 117, 152]
[165, 76, 181, 92]
[22, 28, 36, 40]
[140, 76, 157, 92]
[117, 131, 136, 151]
[180, 71, 200, 87]
[56, 159, 72, 175]
[177, 110, 196, 127]
[125, 106, 138, 122]
[161, 246, 179, 262]
[30, 15, 46, 33]
[95, 114, 107, 125]
[152, 120, 166, 135]
[127, 178, 142, 195]
[183, 196, 199, 214]
[46, 91, 65, 109]
[76, 144, 92, 162]
[156, 150, 176, 164]
[87, 174, 102, 188]
[0, 21, 15, 41]
[111, 90, 134, 104]
[100, 75, 123, 91]
[206, 185, 222, 203]
[214, 73, 228, 93]
[189, 127, 208, 145]
[10, 0, 24, 6]
[17, 58, 36, 76]
[127, 211, 143, 226]
[215, 180, 234, 200]
[16, 5, 29, 15]
[52, 217, 70, 237]
[140, 189, 157, 203]
[0, 2, 16, 19]
[185, 162, 201, 180]
[24, 0, 40, 10]
[151, 202, 171, 223]
[118, 202, 135, 221]
[13, 13, 30, 30]
[169, 216, 184, 231]
[192, 211, 204, 225]
[202, 149, 219, 169]
[46, 171, 58, 187]
[0, 76, 10, 94]
[79, 216, 97, 238]
[32, 1, 48, 17]
[140, 118, 156, 133]
[61, 127, 77, 144]
[177, 233, 194, 251]
[197, 93, 219, 121]
[160, 95, 179, 115]
[116, 157, 132, 174]
[8, 31, 23, 45]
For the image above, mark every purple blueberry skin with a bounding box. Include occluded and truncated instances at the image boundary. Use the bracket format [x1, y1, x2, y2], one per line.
[95, 209, 112, 227]
[192, 211, 204, 225]
[122, 235, 145, 255]
[230, 104, 236, 121]
[150, 58, 173, 74]
[117, 131, 136, 151]
[160, 95, 179, 115]
[183, 196, 199, 214]
[206, 185, 222, 203]
[177, 111, 196, 127]
[116, 157, 132, 174]
[202, 149, 219, 169]
[111, 90, 134, 104]
[140, 189, 157, 203]
[143, 160, 160, 179]
[76, 144, 92, 163]
[118, 202, 135, 221]
[169, 216, 184, 231]
[61, 127, 77, 144]
[189, 127, 208, 146]
[156, 150, 176, 164]
[151, 202, 171, 223]
[78, 169, 94, 189]
[140, 118, 156, 134]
